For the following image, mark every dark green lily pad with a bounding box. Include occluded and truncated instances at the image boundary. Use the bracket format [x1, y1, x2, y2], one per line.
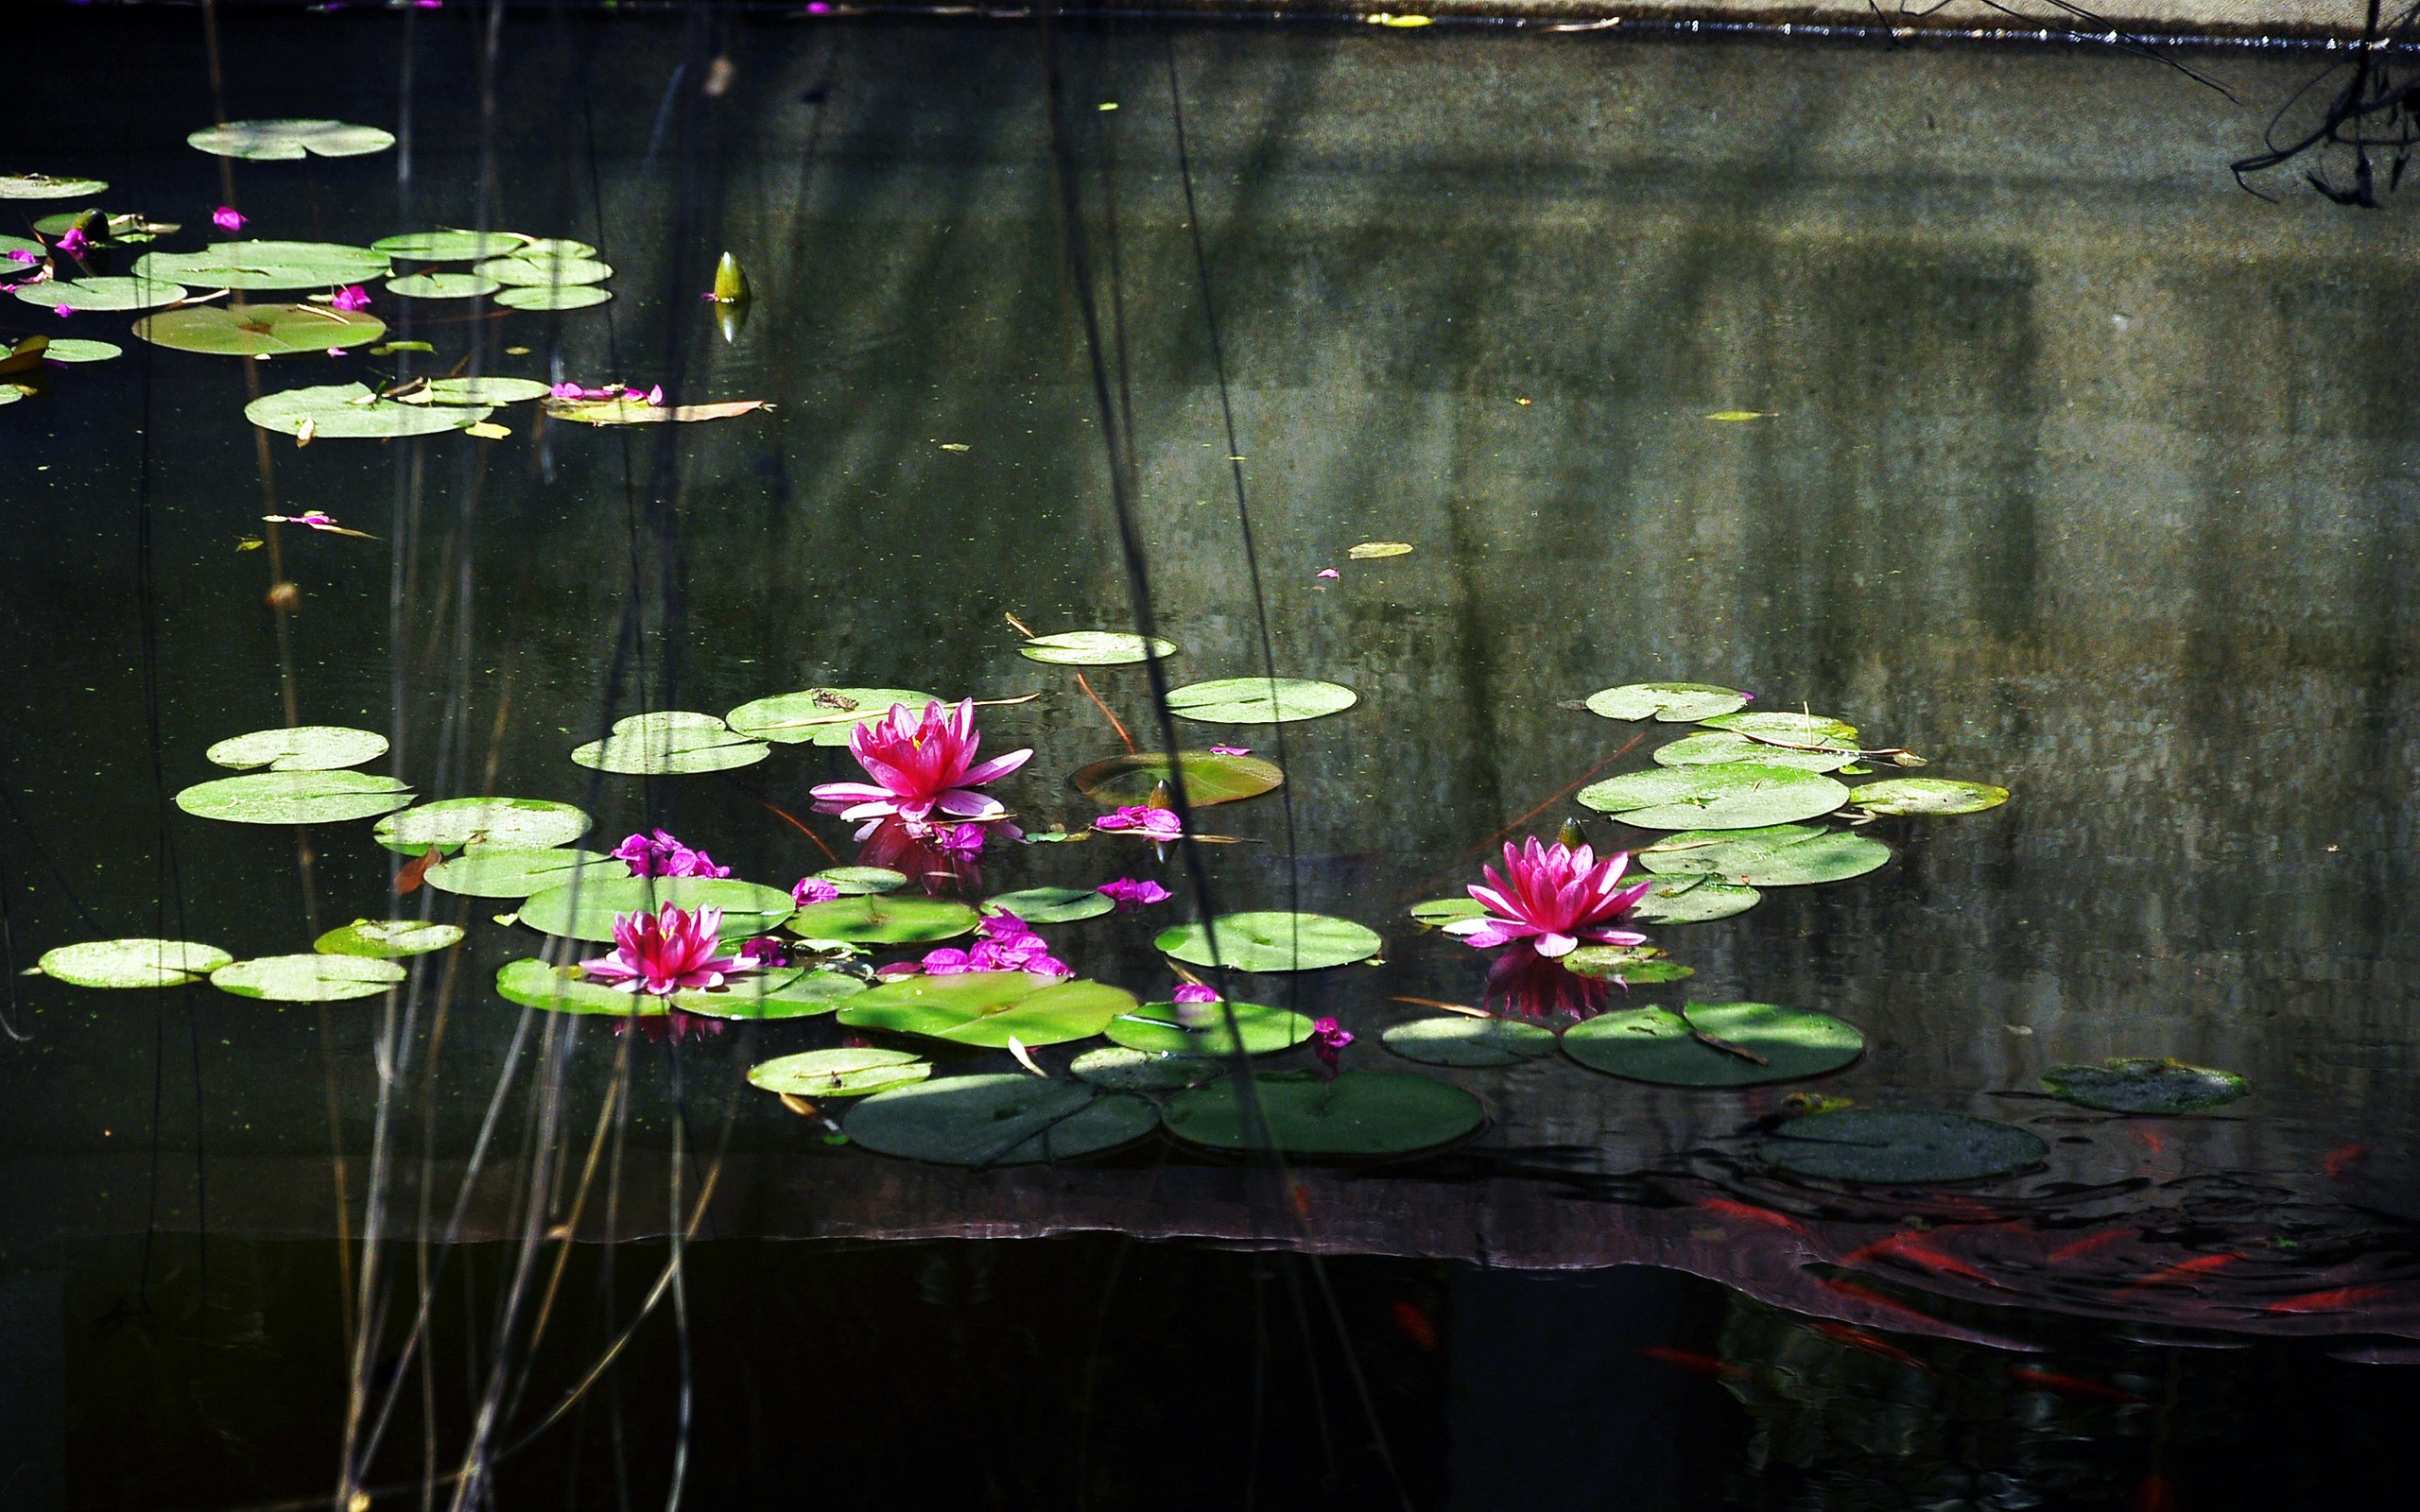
[788, 895, 976, 945]
[1850, 778, 2012, 816]
[516, 238, 597, 259]
[493, 284, 612, 311]
[1381, 1016, 1557, 1067]
[387, 272, 501, 300]
[844, 1074, 1159, 1165]
[1070, 750, 1284, 808]
[475, 253, 613, 287]
[1164, 1070, 1485, 1159]
[982, 887, 1114, 924]
[1106, 1000, 1312, 1056]
[814, 867, 907, 896]
[372, 231, 528, 261]
[212, 954, 405, 1003]
[1620, 873, 1762, 924]
[1653, 731, 1857, 773]
[1578, 764, 1849, 831]
[395, 375, 553, 406]
[132, 303, 385, 356]
[1155, 912, 1382, 972]
[1564, 1002, 1863, 1087]
[1409, 897, 1487, 925]
[134, 241, 392, 289]
[495, 956, 660, 1016]
[2041, 1058, 2247, 1115]
[246, 383, 492, 439]
[187, 120, 395, 160]
[674, 968, 865, 1021]
[1700, 711, 1862, 747]
[724, 687, 942, 747]
[837, 971, 1132, 1049]
[570, 712, 769, 775]
[1018, 631, 1177, 666]
[1167, 678, 1357, 724]
[0, 174, 110, 198]
[1637, 825, 1891, 887]
[1585, 682, 1750, 722]
[175, 769, 414, 825]
[314, 919, 464, 958]
[205, 725, 387, 773]
[16, 277, 188, 312]
[423, 848, 616, 900]
[1069, 1047, 1220, 1091]
[519, 876, 795, 944]
[373, 796, 591, 854]
[1562, 946, 1695, 984]
[35, 937, 232, 988]
[749, 1047, 931, 1098]
[1759, 1108, 2048, 1183]
[42, 338, 121, 363]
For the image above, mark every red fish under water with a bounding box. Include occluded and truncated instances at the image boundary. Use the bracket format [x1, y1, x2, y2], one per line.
[2260, 1284, 2393, 1314]
[2007, 1366, 2141, 1403]
[1696, 1197, 1810, 1235]
[1808, 1321, 1927, 1368]
[2324, 1143, 2371, 1177]
[2118, 1253, 2240, 1293]
[1637, 1346, 1748, 1381]
[1842, 1231, 1997, 1285]
[2047, 1228, 2139, 1264]
[1389, 1299, 1438, 1352]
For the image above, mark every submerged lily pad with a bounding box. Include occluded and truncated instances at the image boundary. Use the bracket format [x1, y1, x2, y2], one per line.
[493, 284, 612, 311]
[837, 971, 1132, 1048]
[1069, 1046, 1220, 1091]
[1585, 682, 1751, 722]
[372, 231, 528, 261]
[16, 277, 188, 312]
[1164, 1070, 1484, 1158]
[1018, 631, 1177, 666]
[519, 876, 795, 944]
[1563, 1002, 1863, 1087]
[788, 895, 977, 945]
[134, 241, 392, 289]
[1637, 825, 1890, 888]
[1619, 873, 1762, 924]
[212, 954, 406, 1003]
[175, 769, 413, 825]
[373, 796, 592, 854]
[844, 1074, 1159, 1165]
[495, 957, 658, 1016]
[387, 272, 501, 300]
[1700, 710, 1861, 747]
[1155, 912, 1382, 972]
[132, 303, 385, 356]
[0, 174, 111, 198]
[748, 1047, 931, 1098]
[2040, 1058, 2247, 1115]
[1381, 1016, 1557, 1067]
[474, 253, 613, 287]
[1653, 731, 1857, 773]
[1850, 778, 2011, 816]
[246, 383, 493, 439]
[1106, 1000, 1312, 1056]
[394, 376, 553, 406]
[1578, 764, 1849, 830]
[314, 919, 465, 958]
[725, 687, 942, 747]
[815, 867, 908, 896]
[187, 119, 396, 160]
[1070, 750, 1284, 808]
[1760, 1108, 2048, 1183]
[674, 968, 864, 1021]
[205, 725, 388, 772]
[1167, 678, 1357, 724]
[423, 848, 615, 900]
[1562, 946, 1695, 983]
[42, 338, 121, 363]
[36, 938, 232, 988]
[570, 712, 769, 775]
[981, 887, 1114, 924]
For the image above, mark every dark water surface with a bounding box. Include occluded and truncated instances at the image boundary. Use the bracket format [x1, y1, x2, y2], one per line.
[7, 7, 2420, 1508]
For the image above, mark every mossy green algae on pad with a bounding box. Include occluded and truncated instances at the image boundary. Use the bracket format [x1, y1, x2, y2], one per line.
[1164, 1071, 1484, 1158]
[837, 971, 1133, 1049]
[176, 769, 413, 824]
[2040, 1058, 2246, 1114]
[845, 1074, 1160, 1165]
[1154, 912, 1381, 972]
[36, 938, 232, 988]
[1759, 1108, 2047, 1183]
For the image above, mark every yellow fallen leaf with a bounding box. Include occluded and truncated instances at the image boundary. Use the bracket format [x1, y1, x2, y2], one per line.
[937, 441, 971, 453]
[464, 421, 511, 439]
[1706, 410, 1770, 421]
[235, 536, 264, 552]
[1369, 12, 1433, 26]
[1348, 541, 1414, 559]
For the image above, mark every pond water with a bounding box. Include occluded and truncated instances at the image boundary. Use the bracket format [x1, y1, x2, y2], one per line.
[8, 7, 2420, 1508]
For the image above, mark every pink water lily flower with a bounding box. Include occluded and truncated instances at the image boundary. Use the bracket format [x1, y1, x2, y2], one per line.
[1443, 837, 1652, 959]
[212, 206, 247, 232]
[1095, 805, 1180, 841]
[579, 903, 760, 997]
[1098, 877, 1170, 910]
[1171, 981, 1219, 1025]
[792, 876, 841, 906]
[1310, 1016, 1353, 1076]
[614, 828, 730, 880]
[810, 698, 1030, 835]
[56, 227, 89, 258]
[330, 284, 372, 312]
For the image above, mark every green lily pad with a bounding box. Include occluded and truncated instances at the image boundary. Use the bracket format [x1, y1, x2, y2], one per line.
[1409, 897, 1487, 925]
[42, 338, 121, 363]
[1564, 1002, 1863, 1087]
[519, 876, 795, 944]
[373, 796, 592, 854]
[187, 120, 396, 160]
[372, 231, 528, 261]
[0, 386, 27, 406]
[16, 277, 187, 312]
[570, 712, 769, 775]
[474, 254, 614, 287]
[1562, 947, 1695, 984]
[516, 238, 598, 259]
[1584, 682, 1751, 722]
[423, 848, 616, 900]
[1759, 1108, 2048, 1183]
[246, 383, 493, 439]
[1018, 631, 1177, 666]
[724, 687, 942, 747]
[1700, 711, 1862, 747]
[2040, 1058, 2248, 1115]
[1577, 764, 1849, 831]
[674, 968, 865, 1021]
[1069, 1047, 1220, 1091]
[1106, 1000, 1312, 1056]
[1636, 825, 1891, 888]
[36, 938, 232, 988]
[205, 725, 388, 772]
[132, 303, 385, 356]
[1850, 778, 2012, 816]
[1653, 732, 1857, 774]
[1155, 912, 1382, 973]
[313, 919, 465, 959]
[395, 375, 553, 406]
[1381, 1016, 1557, 1067]
[1620, 874, 1762, 924]
[387, 272, 501, 300]
[0, 174, 110, 198]
[844, 1074, 1159, 1166]
[211, 954, 405, 1003]
[175, 769, 414, 825]
[1070, 750, 1284, 808]
[837, 971, 1133, 1049]
[814, 867, 908, 896]
[1166, 678, 1357, 725]
[1164, 1070, 1484, 1158]
[495, 956, 660, 1016]
[493, 284, 613, 311]
[133, 241, 392, 289]
[981, 887, 1114, 924]
[0, 233, 41, 260]
[748, 1047, 931, 1098]
[788, 896, 976, 945]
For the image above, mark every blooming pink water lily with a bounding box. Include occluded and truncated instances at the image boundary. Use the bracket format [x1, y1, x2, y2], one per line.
[1098, 877, 1170, 910]
[1310, 1016, 1353, 1075]
[1095, 805, 1180, 841]
[792, 876, 841, 906]
[212, 206, 247, 232]
[329, 284, 372, 312]
[614, 828, 730, 879]
[579, 903, 760, 997]
[810, 699, 1030, 834]
[1443, 837, 1651, 958]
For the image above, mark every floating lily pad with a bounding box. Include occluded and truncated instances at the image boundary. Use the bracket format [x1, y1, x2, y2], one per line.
[844, 1074, 1159, 1165]
[134, 241, 392, 290]
[1166, 678, 1357, 724]
[1106, 1000, 1312, 1056]
[36, 937, 232, 988]
[837, 971, 1132, 1048]
[674, 968, 864, 1021]
[1155, 912, 1382, 972]
[1381, 1016, 1557, 1067]
[516, 238, 598, 259]
[387, 272, 503, 300]
[1564, 1002, 1863, 1087]
[16, 277, 187, 312]
[395, 375, 553, 406]
[1070, 750, 1284, 808]
[1761, 1108, 2047, 1183]
[423, 848, 615, 900]
[981, 887, 1114, 924]
[1409, 897, 1487, 925]
[1018, 631, 1177, 666]
[373, 796, 592, 854]
[814, 866, 907, 897]
[372, 231, 528, 261]
[1164, 1070, 1484, 1158]
[1069, 1047, 1220, 1091]
[0, 386, 26, 407]
[175, 769, 414, 825]
[544, 396, 768, 425]
[0, 174, 110, 198]
[493, 284, 612, 311]
[1578, 765, 1849, 831]
[1851, 778, 2012, 816]
[748, 1047, 931, 1098]
[1562, 946, 1695, 984]
[519, 876, 795, 944]
[1654, 731, 1857, 773]
[132, 303, 386, 356]
[42, 338, 121, 363]
[1620, 874, 1762, 924]
[725, 687, 943, 747]
[787, 895, 976, 945]
[314, 919, 465, 958]
[212, 954, 406, 1003]
[187, 119, 396, 160]
[495, 956, 659, 1016]
[1347, 541, 1414, 559]
[1585, 682, 1751, 722]
[474, 253, 614, 287]
[1700, 711, 1861, 747]
[2041, 1058, 2248, 1115]
[1637, 825, 1891, 888]
[246, 383, 493, 439]
[570, 712, 769, 775]
[205, 725, 388, 772]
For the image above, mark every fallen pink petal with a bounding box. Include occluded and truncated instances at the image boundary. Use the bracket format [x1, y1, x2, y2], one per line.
[212, 206, 247, 232]
[1098, 877, 1171, 909]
